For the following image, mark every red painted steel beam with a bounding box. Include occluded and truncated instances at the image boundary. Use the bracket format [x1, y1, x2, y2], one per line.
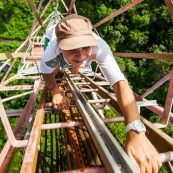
[26, 0, 45, 32]
[0, 100, 28, 147]
[161, 70, 173, 124]
[60, 0, 68, 12]
[164, 0, 173, 22]
[113, 52, 173, 60]
[0, 85, 34, 91]
[3, 75, 39, 86]
[27, 0, 44, 39]
[0, 80, 42, 172]
[141, 71, 171, 98]
[134, 93, 173, 123]
[67, 0, 76, 14]
[20, 88, 47, 173]
[94, 0, 144, 28]
[41, 117, 125, 130]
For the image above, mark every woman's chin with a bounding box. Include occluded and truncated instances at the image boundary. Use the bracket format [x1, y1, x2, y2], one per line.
[79, 64, 86, 68]
[74, 62, 87, 68]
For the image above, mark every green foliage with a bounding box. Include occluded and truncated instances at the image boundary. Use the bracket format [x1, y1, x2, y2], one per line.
[162, 123, 173, 138]
[0, 0, 173, 172]
[8, 149, 23, 173]
[0, 1, 34, 40]
[0, 117, 18, 150]
[0, 117, 22, 173]
[124, 58, 173, 106]
[77, 3, 96, 23]
[38, 113, 68, 172]
[105, 25, 125, 52]
[148, 44, 169, 53]
[77, 2, 114, 26]
[0, 2, 4, 10]
[104, 109, 126, 144]
[114, 56, 126, 72]
[0, 0, 55, 41]
[96, 4, 113, 20]
[129, 29, 149, 47]
[131, 14, 150, 28]
[117, 0, 131, 7]
[0, 121, 8, 151]
[0, 42, 21, 52]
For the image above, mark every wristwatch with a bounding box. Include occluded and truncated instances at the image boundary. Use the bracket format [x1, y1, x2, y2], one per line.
[126, 120, 146, 133]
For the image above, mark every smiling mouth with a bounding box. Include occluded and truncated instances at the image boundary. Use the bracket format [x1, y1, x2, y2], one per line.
[74, 58, 87, 63]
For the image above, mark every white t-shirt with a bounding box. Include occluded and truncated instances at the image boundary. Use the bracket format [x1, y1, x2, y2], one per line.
[45, 24, 56, 41]
[40, 33, 126, 86]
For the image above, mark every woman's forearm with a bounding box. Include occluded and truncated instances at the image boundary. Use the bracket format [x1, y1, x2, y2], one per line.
[42, 73, 57, 87]
[112, 80, 140, 124]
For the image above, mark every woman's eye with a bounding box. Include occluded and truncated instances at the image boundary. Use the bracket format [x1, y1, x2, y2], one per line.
[83, 47, 90, 50]
[69, 50, 75, 53]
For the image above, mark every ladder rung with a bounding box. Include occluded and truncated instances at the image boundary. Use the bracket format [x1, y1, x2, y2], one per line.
[88, 99, 110, 104]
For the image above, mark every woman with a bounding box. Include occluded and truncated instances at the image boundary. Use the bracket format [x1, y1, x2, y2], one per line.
[40, 14, 162, 172]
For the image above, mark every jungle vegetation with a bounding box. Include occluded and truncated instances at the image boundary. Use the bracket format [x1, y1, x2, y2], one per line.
[0, 0, 173, 172]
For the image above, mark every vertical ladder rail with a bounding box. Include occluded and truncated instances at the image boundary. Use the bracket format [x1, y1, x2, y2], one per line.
[65, 71, 139, 173]
[20, 88, 47, 173]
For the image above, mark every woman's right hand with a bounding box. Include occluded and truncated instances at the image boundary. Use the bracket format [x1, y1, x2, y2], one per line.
[51, 87, 70, 110]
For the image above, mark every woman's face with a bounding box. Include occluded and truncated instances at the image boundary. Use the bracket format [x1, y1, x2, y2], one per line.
[62, 46, 92, 68]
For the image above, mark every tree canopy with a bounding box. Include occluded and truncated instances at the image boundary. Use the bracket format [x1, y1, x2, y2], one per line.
[0, 1, 173, 172]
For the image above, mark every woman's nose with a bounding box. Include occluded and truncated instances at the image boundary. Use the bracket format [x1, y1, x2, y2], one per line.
[75, 49, 85, 57]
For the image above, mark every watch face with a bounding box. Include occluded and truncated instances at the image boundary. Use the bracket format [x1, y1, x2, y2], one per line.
[126, 120, 146, 133]
[133, 120, 145, 131]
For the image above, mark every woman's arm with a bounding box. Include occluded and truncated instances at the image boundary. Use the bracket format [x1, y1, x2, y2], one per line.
[42, 68, 70, 110]
[112, 80, 162, 173]
[112, 80, 140, 124]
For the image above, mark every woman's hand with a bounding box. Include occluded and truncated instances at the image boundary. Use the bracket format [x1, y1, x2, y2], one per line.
[51, 86, 70, 110]
[125, 131, 162, 173]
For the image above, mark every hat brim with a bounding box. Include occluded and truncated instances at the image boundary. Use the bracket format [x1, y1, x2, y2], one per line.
[58, 35, 97, 50]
